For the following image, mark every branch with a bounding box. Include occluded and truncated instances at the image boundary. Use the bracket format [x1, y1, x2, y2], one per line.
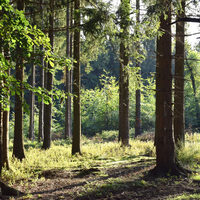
[171, 17, 200, 25]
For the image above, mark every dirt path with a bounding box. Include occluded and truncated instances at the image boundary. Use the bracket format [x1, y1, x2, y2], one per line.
[2, 158, 200, 200]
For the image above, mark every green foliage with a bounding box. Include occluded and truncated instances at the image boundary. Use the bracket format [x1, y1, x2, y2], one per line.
[184, 48, 200, 129]
[81, 72, 119, 135]
[81, 68, 156, 135]
[0, 0, 71, 108]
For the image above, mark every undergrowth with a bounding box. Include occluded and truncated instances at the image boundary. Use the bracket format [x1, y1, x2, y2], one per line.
[3, 132, 200, 185]
[2, 134, 155, 184]
[178, 133, 200, 170]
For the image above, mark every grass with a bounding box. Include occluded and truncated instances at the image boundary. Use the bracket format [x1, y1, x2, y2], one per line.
[3, 131, 200, 190]
[178, 133, 200, 170]
[2, 133, 155, 184]
[169, 193, 200, 200]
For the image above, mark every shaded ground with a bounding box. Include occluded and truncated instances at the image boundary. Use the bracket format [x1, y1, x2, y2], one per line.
[1, 157, 200, 200]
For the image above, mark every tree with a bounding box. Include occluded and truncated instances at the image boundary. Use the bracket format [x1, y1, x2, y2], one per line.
[135, 0, 141, 137]
[65, 0, 72, 139]
[118, 0, 130, 146]
[72, 0, 81, 155]
[2, 46, 10, 169]
[42, 0, 54, 149]
[29, 62, 35, 140]
[174, 0, 185, 147]
[13, 0, 26, 160]
[153, 0, 184, 175]
[38, 0, 44, 142]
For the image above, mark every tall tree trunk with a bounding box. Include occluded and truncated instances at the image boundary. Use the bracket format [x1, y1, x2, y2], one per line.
[38, 0, 44, 142]
[118, 0, 130, 146]
[153, 0, 180, 174]
[42, 0, 54, 149]
[174, 0, 185, 147]
[39, 57, 44, 142]
[29, 63, 35, 140]
[13, 0, 25, 161]
[135, 0, 141, 137]
[72, 0, 81, 155]
[70, 2, 73, 97]
[65, 0, 72, 139]
[2, 110, 9, 169]
[2, 46, 10, 169]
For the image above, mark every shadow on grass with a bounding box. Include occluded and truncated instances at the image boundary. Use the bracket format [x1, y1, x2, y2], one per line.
[75, 173, 199, 200]
[26, 157, 199, 200]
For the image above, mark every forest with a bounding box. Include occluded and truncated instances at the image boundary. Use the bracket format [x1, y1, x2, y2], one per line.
[0, 0, 200, 199]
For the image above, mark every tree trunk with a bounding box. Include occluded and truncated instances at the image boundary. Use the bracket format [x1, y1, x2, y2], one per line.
[39, 56, 44, 142]
[72, 0, 81, 155]
[42, 0, 54, 150]
[38, 0, 44, 142]
[2, 110, 9, 169]
[65, 0, 72, 139]
[13, 0, 25, 161]
[153, 0, 179, 174]
[29, 63, 35, 140]
[135, 0, 141, 137]
[118, 0, 130, 146]
[174, 0, 185, 147]
[2, 46, 10, 169]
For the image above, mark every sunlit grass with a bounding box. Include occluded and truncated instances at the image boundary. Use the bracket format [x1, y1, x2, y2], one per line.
[178, 133, 200, 169]
[2, 133, 154, 184]
[4, 132, 200, 185]
[169, 193, 200, 200]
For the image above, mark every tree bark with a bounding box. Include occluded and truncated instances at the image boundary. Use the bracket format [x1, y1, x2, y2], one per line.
[29, 63, 35, 140]
[174, 0, 185, 147]
[135, 0, 141, 137]
[38, 0, 44, 142]
[154, 0, 178, 174]
[39, 55, 44, 142]
[65, 0, 72, 139]
[118, 0, 130, 146]
[13, 0, 25, 161]
[2, 46, 10, 169]
[2, 110, 9, 169]
[72, 0, 81, 155]
[42, 0, 54, 149]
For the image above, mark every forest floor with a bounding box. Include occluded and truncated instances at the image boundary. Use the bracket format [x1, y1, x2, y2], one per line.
[3, 156, 200, 200]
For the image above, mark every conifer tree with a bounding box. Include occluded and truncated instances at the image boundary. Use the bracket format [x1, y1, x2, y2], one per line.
[174, 0, 185, 147]
[65, 0, 72, 139]
[135, 0, 141, 137]
[13, 0, 25, 160]
[118, 0, 130, 146]
[72, 0, 81, 155]
[42, 0, 54, 149]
